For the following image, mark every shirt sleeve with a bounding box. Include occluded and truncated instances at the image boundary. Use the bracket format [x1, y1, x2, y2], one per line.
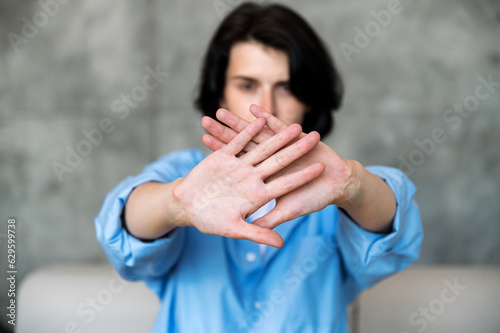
[94, 149, 205, 282]
[336, 166, 423, 291]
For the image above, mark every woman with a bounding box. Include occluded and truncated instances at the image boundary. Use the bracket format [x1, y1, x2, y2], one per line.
[95, 3, 422, 332]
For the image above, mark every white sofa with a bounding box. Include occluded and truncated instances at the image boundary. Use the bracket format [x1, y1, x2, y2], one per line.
[351, 265, 500, 333]
[17, 263, 159, 333]
[17, 263, 500, 333]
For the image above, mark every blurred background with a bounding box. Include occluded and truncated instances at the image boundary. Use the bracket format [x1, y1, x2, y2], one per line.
[0, 0, 499, 331]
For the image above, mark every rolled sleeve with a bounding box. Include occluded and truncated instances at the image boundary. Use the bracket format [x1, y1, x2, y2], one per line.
[94, 149, 205, 282]
[336, 166, 423, 290]
[95, 171, 185, 281]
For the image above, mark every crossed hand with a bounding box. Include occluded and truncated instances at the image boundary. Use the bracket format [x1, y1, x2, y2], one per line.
[173, 105, 355, 248]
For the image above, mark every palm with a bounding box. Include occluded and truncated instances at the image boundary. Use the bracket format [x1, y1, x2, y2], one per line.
[176, 151, 269, 235]
[174, 117, 324, 247]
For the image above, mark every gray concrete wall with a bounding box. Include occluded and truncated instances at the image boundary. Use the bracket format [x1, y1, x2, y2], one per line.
[1, 0, 499, 330]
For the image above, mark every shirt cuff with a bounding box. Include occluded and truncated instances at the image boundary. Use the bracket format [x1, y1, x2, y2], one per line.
[95, 170, 185, 281]
[336, 166, 423, 289]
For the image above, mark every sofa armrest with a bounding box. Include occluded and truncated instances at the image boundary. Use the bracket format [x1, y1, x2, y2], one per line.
[17, 262, 159, 333]
[355, 265, 500, 333]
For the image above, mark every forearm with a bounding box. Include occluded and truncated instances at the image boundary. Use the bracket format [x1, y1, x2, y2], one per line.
[124, 178, 188, 240]
[339, 160, 396, 233]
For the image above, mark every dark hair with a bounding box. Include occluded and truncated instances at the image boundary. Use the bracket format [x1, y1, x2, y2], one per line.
[194, 2, 343, 137]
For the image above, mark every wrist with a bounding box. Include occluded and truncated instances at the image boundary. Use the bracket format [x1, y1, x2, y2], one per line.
[165, 178, 192, 228]
[336, 161, 396, 233]
[334, 159, 365, 211]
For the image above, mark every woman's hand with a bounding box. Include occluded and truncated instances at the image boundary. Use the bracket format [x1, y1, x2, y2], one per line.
[202, 105, 396, 233]
[173, 117, 325, 248]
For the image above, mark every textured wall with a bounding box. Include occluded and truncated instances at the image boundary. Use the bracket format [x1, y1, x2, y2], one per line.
[1, 0, 499, 330]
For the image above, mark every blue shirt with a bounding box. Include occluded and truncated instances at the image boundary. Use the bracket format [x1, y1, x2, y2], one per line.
[95, 149, 423, 333]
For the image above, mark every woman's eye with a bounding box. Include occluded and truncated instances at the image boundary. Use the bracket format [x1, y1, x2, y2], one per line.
[239, 82, 255, 91]
[279, 83, 291, 92]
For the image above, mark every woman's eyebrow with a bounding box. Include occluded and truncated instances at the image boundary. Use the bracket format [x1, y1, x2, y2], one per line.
[230, 76, 289, 85]
[230, 76, 257, 82]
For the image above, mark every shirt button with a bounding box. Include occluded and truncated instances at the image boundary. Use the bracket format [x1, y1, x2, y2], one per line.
[254, 302, 262, 309]
[245, 252, 256, 262]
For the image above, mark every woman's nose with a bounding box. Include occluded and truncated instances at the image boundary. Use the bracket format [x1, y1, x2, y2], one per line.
[260, 91, 276, 116]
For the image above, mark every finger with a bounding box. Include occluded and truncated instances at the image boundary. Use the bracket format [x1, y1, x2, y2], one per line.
[215, 108, 249, 133]
[223, 117, 266, 156]
[201, 116, 239, 145]
[201, 133, 226, 151]
[250, 104, 288, 133]
[202, 134, 256, 156]
[257, 131, 321, 179]
[230, 220, 284, 248]
[216, 108, 274, 144]
[202, 116, 258, 152]
[265, 162, 325, 200]
[242, 123, 303, 166]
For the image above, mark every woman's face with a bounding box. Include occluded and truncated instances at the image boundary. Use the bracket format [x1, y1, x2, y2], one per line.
[221, 41, 308, 125]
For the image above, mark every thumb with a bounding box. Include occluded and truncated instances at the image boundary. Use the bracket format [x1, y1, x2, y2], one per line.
[252, 203, 296, 230]
[232, 220, 284, 248]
